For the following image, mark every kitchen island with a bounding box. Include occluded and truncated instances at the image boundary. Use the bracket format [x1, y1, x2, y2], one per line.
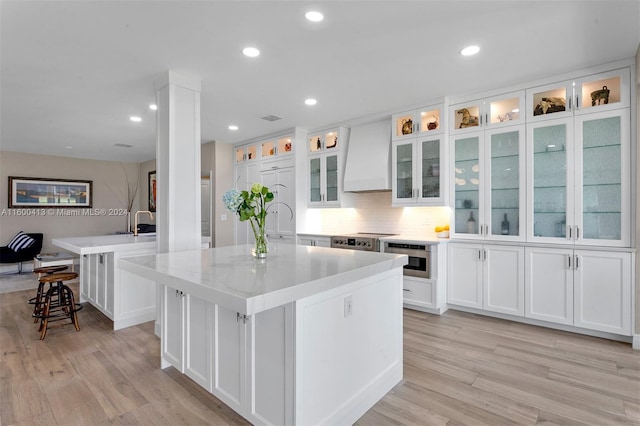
[53, 234, 158, 330]
[119, 243, 407, 426]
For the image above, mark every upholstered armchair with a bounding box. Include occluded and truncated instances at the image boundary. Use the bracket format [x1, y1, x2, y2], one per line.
[0, 232, 43, 274]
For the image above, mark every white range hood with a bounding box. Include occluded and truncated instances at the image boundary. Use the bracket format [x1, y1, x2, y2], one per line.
[343, 118, 392, 192]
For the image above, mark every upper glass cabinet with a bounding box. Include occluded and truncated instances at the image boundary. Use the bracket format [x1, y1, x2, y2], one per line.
[261, 135, 293, 159]
[309, 130, 340, 153]
[392, 104, 443, 141]
[235, 143, 258, 163]
[450, 91, 524, 134]
[527, 68, 629, 122]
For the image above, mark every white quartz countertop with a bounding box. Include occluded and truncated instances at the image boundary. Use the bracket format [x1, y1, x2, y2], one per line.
[119, 243, 408, 315]
[379, 235, 450, 245]
[53, 234, 158, 255]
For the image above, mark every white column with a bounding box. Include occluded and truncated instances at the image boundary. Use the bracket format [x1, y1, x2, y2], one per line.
[154, 71, 202, 253]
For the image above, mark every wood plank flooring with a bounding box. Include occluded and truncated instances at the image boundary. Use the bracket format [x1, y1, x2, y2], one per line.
[1, 285, 638, 425]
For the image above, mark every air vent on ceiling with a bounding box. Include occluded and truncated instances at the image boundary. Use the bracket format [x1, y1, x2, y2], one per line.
[261, 115, 282, 122]
[114, 143, 133, 148]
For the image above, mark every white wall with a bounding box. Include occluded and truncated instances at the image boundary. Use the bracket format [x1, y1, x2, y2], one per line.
[0, 151, 141, 252]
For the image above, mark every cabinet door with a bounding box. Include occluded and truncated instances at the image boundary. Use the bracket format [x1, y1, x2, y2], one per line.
[392, 140, 415, 204]
[275, 168, 295, 235]
[525, 247, 573, 325]
[527, 118, 574, 243]
[447, 244, 483, 308]
[452, 134, 484, 238]
[162, 286, 184, 371]
[324, 154, 339, 204]
[261, 169, 278, 234]
[573, 250, 631, 335]
[214, 306, 246, 412]
[185, 294, 212, 391]
[527, 80, 574, 122]
[308, 156, 322, 205]
[483, 246, 524, 316]
[486, 126, 525, 240]
[451, 102, 482, 133]
[485, 91, 524, 127]
[574, 110, 630, 247]
[574, 68, 630, 114]
[418, 137, 444, 204]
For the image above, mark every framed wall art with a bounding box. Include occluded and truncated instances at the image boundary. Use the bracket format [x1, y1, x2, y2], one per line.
[148, 170, 156, 212]
[8, 176, 92, 208]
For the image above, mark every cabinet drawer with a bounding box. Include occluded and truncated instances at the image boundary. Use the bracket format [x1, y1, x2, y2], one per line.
[402, 277, 432, 305]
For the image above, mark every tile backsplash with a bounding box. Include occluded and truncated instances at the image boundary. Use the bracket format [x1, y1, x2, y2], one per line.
[300, 192, 451, 236]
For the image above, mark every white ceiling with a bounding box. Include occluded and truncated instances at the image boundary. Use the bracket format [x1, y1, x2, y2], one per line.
[1, 1, 639, 163]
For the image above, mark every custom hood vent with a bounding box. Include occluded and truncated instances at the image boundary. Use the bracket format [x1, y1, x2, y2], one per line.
[343, 118, 392, 192]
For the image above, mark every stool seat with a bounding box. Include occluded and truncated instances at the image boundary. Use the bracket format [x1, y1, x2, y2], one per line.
[33, 265, 68, 279]
[32, 271, 81, 339]
[39, 272, 78, 283]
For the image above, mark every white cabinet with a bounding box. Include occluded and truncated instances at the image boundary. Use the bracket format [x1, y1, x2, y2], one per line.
[525, 247, 632, 335]
[261, 164, 295, 239]
[297, 234, 331, 247]
[162, 286, 185, 371]
[235, 142, 259, 163]
[448, 243, 524, 316]
[451, 125, 526, 241]
[392, 134, 447, 206]
[307, 127, 351, 207]
[527, 109, 630, 247]
[391, 104, 442, 142]
[80, 248, 156, 330]
[259, 134, 294, 160]
[450, 90, 524, 134]
[399, 243, 447, 313]
[234, 159, 260, 245]
[526, 68, 630, 122]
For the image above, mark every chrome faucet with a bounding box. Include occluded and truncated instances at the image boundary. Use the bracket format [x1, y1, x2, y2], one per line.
[134, 210, 154, 236]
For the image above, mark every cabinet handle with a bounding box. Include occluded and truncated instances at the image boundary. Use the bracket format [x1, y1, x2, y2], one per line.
[479, 115, 483, 125]
[576, 227, 580, 240]
[485, 114, 489, 125]
[575, 95, 579, 110]
[403, 288, 412, 292]
[478, 250, 482, 260]
[568, 97, 572, 110]
[568, 226, 572, 239]
[568, 255, 572, 269]
[417, 188, 421, 198]
[483, 250, 487, 261]
[575, 255, 579, 270]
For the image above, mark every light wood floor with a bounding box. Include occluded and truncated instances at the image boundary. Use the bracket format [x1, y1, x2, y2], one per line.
[1, 285, 639, 426]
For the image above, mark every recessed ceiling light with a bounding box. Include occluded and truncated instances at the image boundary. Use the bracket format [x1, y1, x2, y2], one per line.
[305, 98, 317, 106]
[149, 104, 157, 111]
[305, 11, 324, 22]
[228, 125, 239, 131]
[242, 47, 260, 57]
[460, 45, 480, 56]
[130, 116, 142, 122]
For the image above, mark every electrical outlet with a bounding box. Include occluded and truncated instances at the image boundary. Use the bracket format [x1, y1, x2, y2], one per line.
[221, 214, 227, 221]
[344, 295, 353, 318]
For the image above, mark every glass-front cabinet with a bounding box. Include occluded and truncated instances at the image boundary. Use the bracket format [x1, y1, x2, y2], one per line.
[527, 109, 629, 246]
[308, 153, 339, 206]
[391, 104, 443, 142]
[450, 91, 524, 134]
[235, 143, 258, 163]
[527, 68, 630, 122]
[261, 135, 293, 160]
[452, 125, 525, 241]
[308, 130, 340, 153]
[392, 136, 445, 206]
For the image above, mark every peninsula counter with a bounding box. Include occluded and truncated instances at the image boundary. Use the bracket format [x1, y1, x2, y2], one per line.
[119, 243, 407, 426]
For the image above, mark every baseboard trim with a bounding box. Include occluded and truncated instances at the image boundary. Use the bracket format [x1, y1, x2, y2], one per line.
[633, 334, 640, 350]
[448, 304, 633, 345]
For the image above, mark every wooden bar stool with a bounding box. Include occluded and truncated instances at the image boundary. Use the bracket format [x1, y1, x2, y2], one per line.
[29, 265, 69, 322]
[34, 272, 82, 340]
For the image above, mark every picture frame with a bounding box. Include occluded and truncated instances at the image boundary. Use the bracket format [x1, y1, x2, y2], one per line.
[148, 171, 156, 212]
[8, 176, 92, 208]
